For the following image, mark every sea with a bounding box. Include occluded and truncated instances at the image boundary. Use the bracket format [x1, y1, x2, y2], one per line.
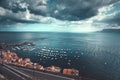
[0, 32, 120, 80]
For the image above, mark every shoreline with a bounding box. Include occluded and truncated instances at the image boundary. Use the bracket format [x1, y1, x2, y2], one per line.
[0, 49, 80, 78]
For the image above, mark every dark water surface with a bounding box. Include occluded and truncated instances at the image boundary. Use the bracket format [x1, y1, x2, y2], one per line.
[0, 32, 120, 80]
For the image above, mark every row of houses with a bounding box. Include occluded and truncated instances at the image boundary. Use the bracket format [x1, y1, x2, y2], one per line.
[0, 49, 79, 76]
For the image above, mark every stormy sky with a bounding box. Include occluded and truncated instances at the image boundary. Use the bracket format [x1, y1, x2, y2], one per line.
[0, 0, 120, 32]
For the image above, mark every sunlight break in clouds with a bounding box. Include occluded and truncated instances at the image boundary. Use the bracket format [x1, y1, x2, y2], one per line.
[22, 1, 120, 32]
[0, 0, 120, 32]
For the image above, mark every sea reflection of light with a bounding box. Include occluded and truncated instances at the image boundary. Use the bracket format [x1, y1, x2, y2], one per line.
[23, 33, 33, 39]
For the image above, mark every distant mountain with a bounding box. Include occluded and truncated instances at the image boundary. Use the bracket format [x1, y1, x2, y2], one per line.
[100, 29, 120, 33]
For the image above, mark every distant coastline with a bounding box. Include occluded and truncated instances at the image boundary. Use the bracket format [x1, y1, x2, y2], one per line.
[99, 29, 120, 33]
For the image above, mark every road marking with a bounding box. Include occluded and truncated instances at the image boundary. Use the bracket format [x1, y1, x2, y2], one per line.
[3, 67, 26, 80]
[14, 67, 75, 80]
[3, 64, 31, 78]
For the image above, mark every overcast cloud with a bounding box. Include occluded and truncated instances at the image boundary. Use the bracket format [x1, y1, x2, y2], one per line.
[0, 0, 120, 32]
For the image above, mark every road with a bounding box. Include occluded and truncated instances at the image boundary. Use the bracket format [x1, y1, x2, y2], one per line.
[0, 63, 33, 80]
[0, 63, 77, 80]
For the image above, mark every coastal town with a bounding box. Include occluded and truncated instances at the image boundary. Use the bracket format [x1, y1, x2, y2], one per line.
[0, 49, 79, 79]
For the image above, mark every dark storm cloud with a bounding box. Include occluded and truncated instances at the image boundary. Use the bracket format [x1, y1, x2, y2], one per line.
[97, 1, 120, 27]
[0, 0, 119, 25]
[25, 0, 47, 16]
[0, 6, 40, 25]
[102, 13, 120, 26]
[0, 0, 27, 13]
[0, 0, 47, 25]
[0, 0, 47, 15]
[47, 0, 119, 21]
[0, 17, 39, 25]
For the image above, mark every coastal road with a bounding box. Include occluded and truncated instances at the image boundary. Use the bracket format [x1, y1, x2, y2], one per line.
[0, 63, 77, 80]
[12, 65, 76, 80]
[0, 63, 33, 80]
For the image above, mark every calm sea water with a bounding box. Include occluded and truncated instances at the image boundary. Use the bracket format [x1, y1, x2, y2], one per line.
[0, 32, 120, 80]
